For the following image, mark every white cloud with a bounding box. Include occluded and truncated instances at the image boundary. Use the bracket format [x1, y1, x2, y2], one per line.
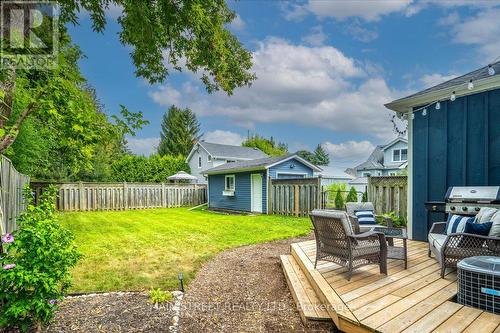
[203, 130, 244, 146]
[229, 14, 245, 31]
[448, 8, 500, 60]
[302, 26, 327, 46]
[286, 0, 412, 22]
[149, 37, 401, 141]
[323, 140, 376, 164]
[105, 3, 123, 19]
[148, 85, 181, 106]
[344, 21, 379, 42]
[420, 73, 458, 88]
[126, 137, 160, 156]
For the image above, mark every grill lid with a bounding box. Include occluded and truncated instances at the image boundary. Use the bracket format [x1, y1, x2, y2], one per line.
[445, 186, 500, 203]
[458, 256, 500, 276]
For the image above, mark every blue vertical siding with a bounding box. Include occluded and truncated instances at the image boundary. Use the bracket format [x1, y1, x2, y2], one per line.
[268, 159, 314, 179]
[208, 170, 267, 213]
[412, 89, 500, 241]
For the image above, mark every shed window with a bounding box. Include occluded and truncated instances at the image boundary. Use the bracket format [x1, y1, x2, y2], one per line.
[225, 175, 235, 191]
[198, 156, 202, 168]
[393, 149, 408, 162]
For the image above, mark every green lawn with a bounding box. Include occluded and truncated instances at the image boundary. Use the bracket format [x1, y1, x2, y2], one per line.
[58, 208, 312, 293]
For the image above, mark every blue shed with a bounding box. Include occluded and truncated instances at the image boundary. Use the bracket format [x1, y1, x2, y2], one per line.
[385, 61, 500, 240]
[203, 154, 321, 213]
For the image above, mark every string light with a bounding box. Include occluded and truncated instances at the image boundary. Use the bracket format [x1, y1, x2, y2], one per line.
[422, 108, 427, 116]
[435, 101, 440, 110]
[450, 91, 456, 101]
[411, 113, 415, 120]
[468, 79, 474, 90]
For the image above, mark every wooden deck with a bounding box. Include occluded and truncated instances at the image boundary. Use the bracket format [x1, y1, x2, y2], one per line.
[287, 239, 500, 333]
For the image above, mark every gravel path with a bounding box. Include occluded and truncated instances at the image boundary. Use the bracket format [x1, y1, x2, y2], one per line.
[179, 234, 334, 333]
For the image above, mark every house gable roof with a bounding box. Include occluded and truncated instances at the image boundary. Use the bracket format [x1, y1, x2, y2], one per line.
[348, 137, 408, 172]
[381, 137, 408, 151]
[203, 154, 322, 175]
[385, 61, 500, 113]
[186, 141, 268, 162]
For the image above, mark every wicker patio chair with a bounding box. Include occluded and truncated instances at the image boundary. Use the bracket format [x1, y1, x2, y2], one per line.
[428, 222, 500, 278]
[310, 210, 388, 281]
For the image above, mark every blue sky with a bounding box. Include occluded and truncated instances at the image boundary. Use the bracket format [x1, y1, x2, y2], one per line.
[67, 0, 500, 174]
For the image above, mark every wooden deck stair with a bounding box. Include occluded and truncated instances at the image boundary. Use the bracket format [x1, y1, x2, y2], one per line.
[280, 254, 331, 323]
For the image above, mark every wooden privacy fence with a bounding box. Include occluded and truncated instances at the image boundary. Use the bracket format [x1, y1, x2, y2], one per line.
[0, 156, 30, 234]
[31, 182, 207, 211]
[269, 178, 322, 216]
[368, 176, 408, 218]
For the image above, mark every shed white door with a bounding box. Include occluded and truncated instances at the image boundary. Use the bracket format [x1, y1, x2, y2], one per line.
[251, 174, 263, 213]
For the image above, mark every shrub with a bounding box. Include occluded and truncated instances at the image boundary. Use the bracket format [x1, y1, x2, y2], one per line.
[147, 288, 173, 304]
[110, 154, 190, 182]
[382, 211, 407, 228]
[334, 189, 345, 210]
[0, 186, 81, 331]
[346, 187, 358, 203]
[362, 190, 368, 202]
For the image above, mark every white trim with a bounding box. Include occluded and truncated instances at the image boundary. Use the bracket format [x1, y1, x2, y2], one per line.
[275, 171, 308, 178]
[266, 169, 270, 214]
[381, 137, 408, 151]
[391, 148, 408, 163]
[224, 174, 235, 192]
[207, 175, 210, 207]
[407, 108, 413, 240]
[186, 142, 211, 163]
[265, 154, 322, 172]
[385, 74, 500, 113]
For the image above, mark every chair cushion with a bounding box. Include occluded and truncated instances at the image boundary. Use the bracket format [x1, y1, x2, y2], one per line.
[428, 233, 447, 252]
[474, 207, 498, 224]
[464, 221, 492, 236]
[488, 210, 500, 237]
[355, 210, 376, 225]
[446, 214, 474, 235]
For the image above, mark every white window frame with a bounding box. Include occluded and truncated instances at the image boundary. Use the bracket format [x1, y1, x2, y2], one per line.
[224, 175, 235, 192]
[198, 156, 202, 168]
[392, 148, 408, 162]
[207, 155, 212, 162]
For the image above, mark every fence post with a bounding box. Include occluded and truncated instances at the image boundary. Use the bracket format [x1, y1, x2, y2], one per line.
[316, 175, 322, 210]
[294, 185, 299, 216]
[162, 182, 166, 207]
[78, 181, 84, 211]
[123, 182, 128, 209]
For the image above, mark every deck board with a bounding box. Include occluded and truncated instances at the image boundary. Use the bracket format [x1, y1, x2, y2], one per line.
[288, 239, 500, 333]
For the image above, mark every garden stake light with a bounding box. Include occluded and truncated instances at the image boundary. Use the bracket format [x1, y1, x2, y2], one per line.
[178, 272, 184, 292]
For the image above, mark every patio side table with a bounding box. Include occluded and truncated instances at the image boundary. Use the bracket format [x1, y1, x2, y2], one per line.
[371, 226, 408, 269]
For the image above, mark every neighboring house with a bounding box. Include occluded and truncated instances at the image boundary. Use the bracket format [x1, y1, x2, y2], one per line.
[186, 141, 268, 183]
[203, 154, 322, 214]
[385, 60, 500, 241]
[346, 137, 408, 177]
[316, 166, 354, 187]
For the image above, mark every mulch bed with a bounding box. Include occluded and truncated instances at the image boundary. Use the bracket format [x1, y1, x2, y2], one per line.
[179, 233, 334, 333]
[44, 293, 176, 333]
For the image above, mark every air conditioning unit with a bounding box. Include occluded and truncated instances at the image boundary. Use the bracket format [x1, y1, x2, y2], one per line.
[457, 256, 500, 314]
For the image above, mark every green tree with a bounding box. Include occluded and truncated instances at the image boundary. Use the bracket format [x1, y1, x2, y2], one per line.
[157, 106, 201, 157]
[58, 0, 255, 92]
[296, 150, 317, 164]
[110, 154, 190, 182]
[314, 144, 330, 166]
[0, 0, 254, 156]
[346, 187, 358, 203]
[334, 189, 345, 210]
[242, 134, 288, 156]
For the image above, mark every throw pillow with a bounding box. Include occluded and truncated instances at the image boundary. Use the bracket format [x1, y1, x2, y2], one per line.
[474, 207, 498, 224]
[464, 221, 492, 236]
[354, 210, 375, 225]
[488, 210, 500, 238]
[446, 214, 474, 235]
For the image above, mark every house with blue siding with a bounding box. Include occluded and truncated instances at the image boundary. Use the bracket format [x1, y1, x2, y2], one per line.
[203, 154, 321, 213]
[385, 61, 500, 241]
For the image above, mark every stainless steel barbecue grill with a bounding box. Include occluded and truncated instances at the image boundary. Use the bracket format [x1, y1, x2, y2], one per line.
[445, 186, 500, 215]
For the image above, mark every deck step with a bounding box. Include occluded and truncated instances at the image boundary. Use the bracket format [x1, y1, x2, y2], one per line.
[280, 254, 332, 323]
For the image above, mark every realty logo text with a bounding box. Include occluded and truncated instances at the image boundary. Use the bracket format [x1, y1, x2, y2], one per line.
[1, 1, 59, 69]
